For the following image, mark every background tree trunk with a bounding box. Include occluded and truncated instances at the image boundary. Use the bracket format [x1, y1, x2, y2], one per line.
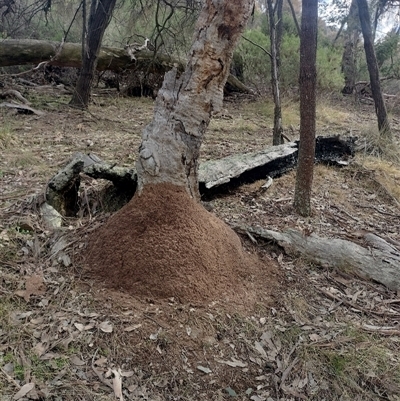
[357, 0, 391, 139]
[341, 0, 359, 95]
[70, 0, 117, 109]
[267, 0, 284, 145]
[293, 0, 318, 217]
[136, 0, 254, 198]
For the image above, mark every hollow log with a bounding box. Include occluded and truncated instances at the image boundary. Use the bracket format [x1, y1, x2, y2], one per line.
[233, 224, 400, 291]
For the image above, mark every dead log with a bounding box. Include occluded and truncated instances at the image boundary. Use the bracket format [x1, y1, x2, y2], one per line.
[0, 102, 44, 115]
[235, 225, 400, 291]
[199, 135, 355, 197]
[0, 39, 251, 94]
[0, 89, 31, 104]
[45, 153, 137, 216]
[44, 136, 355, 216]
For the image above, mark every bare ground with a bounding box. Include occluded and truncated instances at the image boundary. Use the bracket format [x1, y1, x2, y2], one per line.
[1, 88, 400, 401]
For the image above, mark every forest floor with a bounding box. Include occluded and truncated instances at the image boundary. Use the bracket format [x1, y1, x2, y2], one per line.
[1, 87, 400, 401]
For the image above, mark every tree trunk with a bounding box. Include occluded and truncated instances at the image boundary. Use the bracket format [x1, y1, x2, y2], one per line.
[357, 0, 391, 139]
[293, 0, 318, 217]
[136, 0, 254, 198]
[266, 0, 284, 146]
[70, 0, 117, 109]
[341, 0, 359, 95]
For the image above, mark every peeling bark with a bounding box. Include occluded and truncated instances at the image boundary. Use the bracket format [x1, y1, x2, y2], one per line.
[136, 0, 254, 198]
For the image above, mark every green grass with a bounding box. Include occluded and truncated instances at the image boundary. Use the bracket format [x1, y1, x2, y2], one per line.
[0, 122, 12, 149]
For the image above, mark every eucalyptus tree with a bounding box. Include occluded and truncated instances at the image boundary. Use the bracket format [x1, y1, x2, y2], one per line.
[341, 0, 360, 95]
[357, 0, 391, 138]
[266, 0, 284, 145]
[293, 0, 318, 216]
[70, 0, 117, 108]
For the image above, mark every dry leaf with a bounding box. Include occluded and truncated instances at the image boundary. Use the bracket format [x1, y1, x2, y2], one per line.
[217, 358, 247, 368]
[254, 341, 268, 360]
[124, 324, 142, 332]
[121, 370, 135, 377]
[30, 317, 44, 325]
[15, 275, 46, 302]
[99, 321, 113, 333]
[13, 382, 35, 400]
[197, 365, 212, 374]
[40, 352, 60, 360]
[70, 355, 85, 366]
[111, 368, 124, 401]
[74, 323, 84, 331]
[309, 333, 321, 341]
[94, 357, 107, 366]
[32, 342, 47, 357]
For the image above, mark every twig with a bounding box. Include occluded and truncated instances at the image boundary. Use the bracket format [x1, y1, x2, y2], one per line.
[318, 287, 400, 317]
[358, 204, 399, 217]
[143, 313, 169, 330]
[280, 357, 299, 388]
[242, 36, 272, 58]
[330, 204, 361, 222]
[0, 367, 21, 389]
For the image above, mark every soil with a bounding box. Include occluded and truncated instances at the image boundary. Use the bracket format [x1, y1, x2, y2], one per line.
[84, 182, 282, 306]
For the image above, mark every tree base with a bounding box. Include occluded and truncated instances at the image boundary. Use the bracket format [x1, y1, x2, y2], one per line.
[84, 183, 275, 304]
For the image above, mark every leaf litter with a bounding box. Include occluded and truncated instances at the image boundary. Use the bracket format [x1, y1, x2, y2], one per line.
[0, 93, 400, 400]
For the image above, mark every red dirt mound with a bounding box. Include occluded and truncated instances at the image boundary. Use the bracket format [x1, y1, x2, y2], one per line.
[84, 183, 279, 304]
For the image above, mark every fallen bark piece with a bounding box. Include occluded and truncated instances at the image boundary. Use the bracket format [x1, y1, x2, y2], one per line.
[234, 225, 400, 291]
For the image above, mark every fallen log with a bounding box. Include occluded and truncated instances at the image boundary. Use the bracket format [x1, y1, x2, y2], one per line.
[234, 225, 400, 291]
[44, 136, 355, 216]
[0, 39, 251, 94]
[0, 89, 31, 104]
[199, 135, 355, 197]
[0, 102, 45, 115]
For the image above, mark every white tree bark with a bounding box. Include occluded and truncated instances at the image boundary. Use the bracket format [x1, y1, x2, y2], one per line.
[136, 0, 254, 198]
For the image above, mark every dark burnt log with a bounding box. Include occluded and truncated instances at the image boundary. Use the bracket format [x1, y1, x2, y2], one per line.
[199, 135, 356, 199]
